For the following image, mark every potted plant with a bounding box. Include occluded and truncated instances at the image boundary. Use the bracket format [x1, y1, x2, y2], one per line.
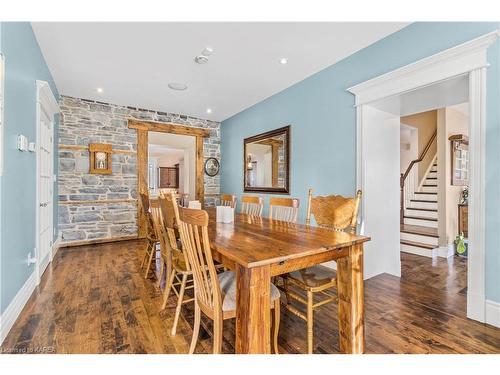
[455, 232, 468, 257]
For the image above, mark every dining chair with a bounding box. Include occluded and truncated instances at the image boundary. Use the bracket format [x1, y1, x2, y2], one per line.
[177, 206, 281, 354]
[282, 188, 362, 354]
[157, 193, 195, 336]
[220, 194, 237, 208]
[240, 195, 264, 216]
[139, 192, 159, 279]
[268, 197, 300, 223]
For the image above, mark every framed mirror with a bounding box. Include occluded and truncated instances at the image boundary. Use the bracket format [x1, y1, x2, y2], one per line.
[244, 125, 290, 194]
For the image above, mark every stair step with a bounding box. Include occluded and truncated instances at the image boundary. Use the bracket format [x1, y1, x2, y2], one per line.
[400, 239, 435, 250]
[404, 215, 437, 222]
[405, 208, 437, 219]
[414, 192, 437, 195]
[411, 199, 438, 203]
[407, 201, 438, 210]
[406, 207, 437, 212]
[423, 184, 438, 187]
[400, 224, 438, 238]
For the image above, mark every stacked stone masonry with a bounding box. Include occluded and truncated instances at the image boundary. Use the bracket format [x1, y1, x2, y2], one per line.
[58, 96, 221, 243]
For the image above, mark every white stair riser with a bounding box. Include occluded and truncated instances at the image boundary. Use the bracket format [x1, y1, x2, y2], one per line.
[414, 193, 437, 201]
[405, 209, 437, 219]
[400, 232, 439, 246]
[401, 244, 437, 257]
[421, 185, 437, 193]
[427, 171, 437, 178]
[408, 201, 437, 210]
[404, 217, 438, 227]
[424, 181, 437, 187]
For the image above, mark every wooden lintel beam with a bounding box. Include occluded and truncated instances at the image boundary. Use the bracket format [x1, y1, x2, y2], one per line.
[128, 119, 211, 138]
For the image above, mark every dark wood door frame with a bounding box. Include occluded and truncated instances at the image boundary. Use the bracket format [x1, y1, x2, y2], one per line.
[129, 119, 211, 237]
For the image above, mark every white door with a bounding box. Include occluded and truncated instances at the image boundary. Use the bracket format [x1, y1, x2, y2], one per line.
[36, 81, 57, 283]
[360, 105, 401, 279]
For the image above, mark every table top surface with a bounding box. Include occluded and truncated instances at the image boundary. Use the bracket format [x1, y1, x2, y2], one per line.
[206, 208, 370, 269]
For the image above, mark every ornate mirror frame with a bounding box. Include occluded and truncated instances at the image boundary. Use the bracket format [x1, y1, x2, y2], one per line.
[243, 125, 290, 194]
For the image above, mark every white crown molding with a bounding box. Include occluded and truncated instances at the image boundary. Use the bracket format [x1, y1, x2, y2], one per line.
[0, 271, 37, 344]
[36, 80, 59, 115]
[347, 30, 499, 106]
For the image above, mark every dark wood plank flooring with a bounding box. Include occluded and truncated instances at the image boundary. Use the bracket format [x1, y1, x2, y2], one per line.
[1, 240, 498, 354]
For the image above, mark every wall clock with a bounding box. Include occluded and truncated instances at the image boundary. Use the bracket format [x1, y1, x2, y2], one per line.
[204, 157, 220, 177]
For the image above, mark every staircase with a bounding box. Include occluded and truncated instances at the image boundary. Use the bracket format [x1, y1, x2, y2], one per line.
[400, 158, 439, 257]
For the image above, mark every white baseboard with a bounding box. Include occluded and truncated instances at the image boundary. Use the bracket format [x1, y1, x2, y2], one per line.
[485, 299, 500, 328]
[0, 271, 37, 344]
[436, 244, 454, 258]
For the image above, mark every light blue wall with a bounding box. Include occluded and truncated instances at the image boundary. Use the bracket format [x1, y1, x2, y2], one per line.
[0, 22, 59, 313]
[221, 22, 500, 303]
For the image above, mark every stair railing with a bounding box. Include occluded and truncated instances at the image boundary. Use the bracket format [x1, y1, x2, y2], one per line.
[400, 130, 437, 224]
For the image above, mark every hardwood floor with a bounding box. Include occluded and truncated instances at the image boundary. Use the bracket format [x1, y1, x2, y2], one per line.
[1, 241, 499, 354]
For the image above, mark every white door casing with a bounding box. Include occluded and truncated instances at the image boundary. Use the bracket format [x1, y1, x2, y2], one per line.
[36, 80, 59, 284]
[348, 31, 499, 323]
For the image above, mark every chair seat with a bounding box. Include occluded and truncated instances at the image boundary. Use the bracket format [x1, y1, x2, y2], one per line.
[286, 265, 336, 290]
[218, 271, 280, 312]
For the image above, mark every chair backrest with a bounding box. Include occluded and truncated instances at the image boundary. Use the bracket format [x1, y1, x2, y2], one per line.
[269, 197, 300, 223]
[306, 188, 362, 234]
[150, 203, 170, 263]
[158, 192, 190, 270]
[220, 194, 236, 208]
[177, 207, 222, 316]
[139, 192, 156, 239]
[240, 196, 264, 216]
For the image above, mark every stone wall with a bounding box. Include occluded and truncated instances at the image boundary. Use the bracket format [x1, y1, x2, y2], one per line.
[58, 96, 220, 243]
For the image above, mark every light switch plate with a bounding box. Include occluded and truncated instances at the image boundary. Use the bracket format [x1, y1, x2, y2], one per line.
[17, 134, 28, 151]
[28, 142, 36, 152]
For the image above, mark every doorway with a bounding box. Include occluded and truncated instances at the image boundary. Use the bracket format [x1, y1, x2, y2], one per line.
[348, 31, 497, 323]
[128, 119, 211, 237]
[35, 81, 59, 284]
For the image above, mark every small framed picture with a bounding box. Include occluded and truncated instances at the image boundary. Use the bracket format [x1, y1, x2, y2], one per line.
[204, 157, 220, 177]
[89, 143, 112, 174]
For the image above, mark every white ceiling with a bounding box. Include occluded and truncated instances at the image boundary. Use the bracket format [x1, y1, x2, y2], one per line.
[32, 22, 409, 122]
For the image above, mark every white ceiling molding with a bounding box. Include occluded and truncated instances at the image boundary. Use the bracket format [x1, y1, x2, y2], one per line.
[36, 80, 59, 115]
[31, 22, 408, 121]
[348, 30, 499, 106]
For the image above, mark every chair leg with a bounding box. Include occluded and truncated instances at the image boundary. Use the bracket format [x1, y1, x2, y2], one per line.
[157, 260, 164, 289]
[307, 290, 314, 354]
[283, 277, 291, 305]
[171, 273, 188, 336]
[140, 243, 149, 268]
[213, 316, 223, 354]
[162, 269, 176, 310]
[272, 299, 280, 354]
[143, 242, 155, 279]
[189, 302, 201, 354]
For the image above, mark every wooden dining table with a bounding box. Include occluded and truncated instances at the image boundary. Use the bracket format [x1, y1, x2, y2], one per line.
[205, 208, 371, 354]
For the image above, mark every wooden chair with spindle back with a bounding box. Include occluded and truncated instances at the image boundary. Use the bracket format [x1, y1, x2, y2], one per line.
[220, 194, 237, 208]
[157, 192, 195, 335]
[177, 206, 281, 354]
[139, 192, 159, 279]
[240, 195, 264, 216]
[282, 188, 362, 354]
[268, 197, 300, 223]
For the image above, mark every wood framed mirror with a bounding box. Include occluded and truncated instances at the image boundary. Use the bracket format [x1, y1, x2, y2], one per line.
[244, 125, 290, 194]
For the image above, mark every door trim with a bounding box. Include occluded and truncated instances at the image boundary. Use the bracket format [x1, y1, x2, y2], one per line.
[347, 31, 498, 323]
[128, 119, 211, 238]
[35, 80, 58, 285]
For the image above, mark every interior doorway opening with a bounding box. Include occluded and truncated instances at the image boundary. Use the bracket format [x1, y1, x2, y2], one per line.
[147, 131, 196, 202]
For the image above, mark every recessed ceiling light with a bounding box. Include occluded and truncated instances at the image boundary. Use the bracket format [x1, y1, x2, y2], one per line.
[168, 82, 188, 91]
[201, 47, 213, 56]
[279, 58, 288, 65]
[96, 87, 103, 93]
[194, 55, 209, 64]
[206, 108, 212, 114]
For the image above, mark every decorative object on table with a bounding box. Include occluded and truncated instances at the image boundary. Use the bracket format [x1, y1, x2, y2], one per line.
[449, 134, 469, 186]
[216, 206, 234, 223]
[244, 125, 290, 194]
[188, 200, 201, 209]
[460, 187, 469, 204]
[204, 157, 220, 177]
[455, 232, 468, 257]
[89, 143, 112, 174]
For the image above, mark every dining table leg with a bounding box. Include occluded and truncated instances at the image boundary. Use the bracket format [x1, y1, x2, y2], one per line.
[336, 243, 365, 353]
[235, 264, 271, 354]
